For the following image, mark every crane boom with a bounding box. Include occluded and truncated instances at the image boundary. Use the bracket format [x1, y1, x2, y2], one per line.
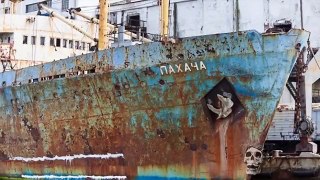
[38, 3, 98, 42]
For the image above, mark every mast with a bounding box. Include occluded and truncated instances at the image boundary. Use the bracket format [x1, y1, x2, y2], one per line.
[160, 0, 169, 41]
[98, 0, 109, 50]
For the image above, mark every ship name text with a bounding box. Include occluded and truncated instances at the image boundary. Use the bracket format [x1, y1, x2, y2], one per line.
[160, 61, 207, 75]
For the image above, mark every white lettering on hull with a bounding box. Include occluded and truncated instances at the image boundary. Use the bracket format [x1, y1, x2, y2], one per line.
[160, 61, 206, 75]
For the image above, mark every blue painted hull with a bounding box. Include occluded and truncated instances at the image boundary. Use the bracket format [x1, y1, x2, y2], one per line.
[0, 30, 309, 179]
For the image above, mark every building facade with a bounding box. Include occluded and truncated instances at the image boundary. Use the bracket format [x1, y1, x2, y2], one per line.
[0, 0, 99, 18]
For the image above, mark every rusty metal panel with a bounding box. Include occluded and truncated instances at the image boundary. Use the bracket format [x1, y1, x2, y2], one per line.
[266, 110, 298, 141]
[0, 30, 309, 179]
[259, 154, 320, 178]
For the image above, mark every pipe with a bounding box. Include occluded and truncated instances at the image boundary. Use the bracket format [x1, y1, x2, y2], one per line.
[38, 4, 97, 42]
[71, 9, 152, 43]
[235, 0, 239, 32]
[300, 0, 304, 29]
[98, 0, 109, 50]
[173, 3, 177, 38]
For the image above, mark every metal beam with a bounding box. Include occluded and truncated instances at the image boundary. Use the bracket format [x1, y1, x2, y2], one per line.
[38, 4, 98, 42]
[70, 9, 99, 24]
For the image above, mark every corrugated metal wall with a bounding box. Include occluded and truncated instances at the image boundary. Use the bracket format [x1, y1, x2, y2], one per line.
[312, 110, 320, 140]
[267, 111, 298, 141]
[267, 110, 320, 141]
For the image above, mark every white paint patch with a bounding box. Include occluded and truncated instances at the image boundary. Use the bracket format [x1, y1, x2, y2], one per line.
[21, 175, 127, 179]
[10, 153, 124, 162]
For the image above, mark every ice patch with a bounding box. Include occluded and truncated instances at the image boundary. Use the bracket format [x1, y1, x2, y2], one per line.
[21, 175, 127, 179]
[10, 153, 124, 162]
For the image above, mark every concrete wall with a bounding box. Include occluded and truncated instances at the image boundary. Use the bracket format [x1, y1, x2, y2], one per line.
[313, 110, 320, 140]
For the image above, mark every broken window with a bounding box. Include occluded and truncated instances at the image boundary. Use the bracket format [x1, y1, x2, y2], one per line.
[26, 3, 37, 13]
[126, 14, 147, 39]
[56, 38, 61, 47]
[69, 40, 73, 48]
[109, 12, 117, 25]
[81, 42, 85, 50]
[50, 38, 55, 46]
[4, 7, 10, 14]
[23, 36, 28, 44]
[26, 0, 51, 13]
[40, 36, 45, 45]
[62, 0, 69, 11]
[63, 39, 67, 48]
[46, 0, 52, 7]
[75, 41, 79, 49]
[127, 14, 140, 27]
[31, 36, 36, 45]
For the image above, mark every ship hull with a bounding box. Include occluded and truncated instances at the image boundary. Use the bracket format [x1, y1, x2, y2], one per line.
[0, 30, 309, 179]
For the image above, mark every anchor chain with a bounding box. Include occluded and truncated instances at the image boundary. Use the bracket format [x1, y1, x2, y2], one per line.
[293, 39, 315, 136]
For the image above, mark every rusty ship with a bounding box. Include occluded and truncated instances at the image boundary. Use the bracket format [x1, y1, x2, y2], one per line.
[0, 0, 312, 179]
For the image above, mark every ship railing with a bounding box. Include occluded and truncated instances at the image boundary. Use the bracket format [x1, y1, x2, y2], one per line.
[107, 19, 165, 43]
[125, 19, 147, 29]
[110, 27, 162, 43]
[25, 69, 97, 85]
[2, 68, 98, 87]
[2, 59, 102, 87]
